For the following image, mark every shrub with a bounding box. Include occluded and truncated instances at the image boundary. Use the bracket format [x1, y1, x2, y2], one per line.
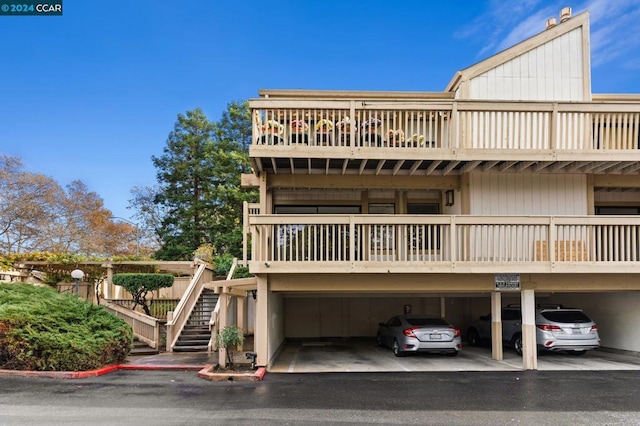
[213, 253, 234, 276]
[215, 325, 244, 368]
[112, 273, 174, 316]
[0, 283, 132, 371]
[232, 266, 253, 279]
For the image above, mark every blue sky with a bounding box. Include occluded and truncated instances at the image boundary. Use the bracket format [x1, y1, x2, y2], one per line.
[2, 0, 640, 222]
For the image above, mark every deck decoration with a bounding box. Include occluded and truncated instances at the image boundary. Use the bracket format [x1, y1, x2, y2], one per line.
[315, 119, 334, 132]
[290, 119, 309, 133]
[337, 116, 355, 132]
[261, 120, 284, 134]
[362, 118, 382, 130]
[388, 129, 405, 143]
[410, 134, 426, 145]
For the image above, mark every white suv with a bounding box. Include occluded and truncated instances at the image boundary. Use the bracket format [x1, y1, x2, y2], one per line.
[467, 304, 600, 355]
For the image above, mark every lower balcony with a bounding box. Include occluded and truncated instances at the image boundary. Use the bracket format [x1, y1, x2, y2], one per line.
[247, 215, 640, 274]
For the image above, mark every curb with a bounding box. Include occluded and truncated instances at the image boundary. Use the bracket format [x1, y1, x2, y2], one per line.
[0, 364, 120, 379]
[0, 363, 219, 379]
[198, 365, 266, 382]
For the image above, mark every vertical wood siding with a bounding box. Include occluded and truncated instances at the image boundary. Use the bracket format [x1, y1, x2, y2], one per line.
[469, 173, 587, 215]
[469, 28, 584, 101]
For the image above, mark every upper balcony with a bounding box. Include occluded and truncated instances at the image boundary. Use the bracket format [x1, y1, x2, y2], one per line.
[247, 212, 640, 275]
[249, 92, 640, 177]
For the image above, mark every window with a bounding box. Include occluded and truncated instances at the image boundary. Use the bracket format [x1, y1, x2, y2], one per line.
[275, 205, 361, 214]
[595, 206, 640, 215]
[369, 203, 395, 214]
[406, 203, 441, 253]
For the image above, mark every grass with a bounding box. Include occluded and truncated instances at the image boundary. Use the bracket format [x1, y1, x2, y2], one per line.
[0, 283, 132, 371]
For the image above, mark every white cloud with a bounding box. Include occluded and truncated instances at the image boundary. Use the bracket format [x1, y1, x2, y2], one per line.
[457, 0, 640, 68]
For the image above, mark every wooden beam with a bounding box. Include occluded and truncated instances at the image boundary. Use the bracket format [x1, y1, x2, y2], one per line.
[426, 160, 442, 176]
[551, 161, 573, 172]
[392, 160, 405, 176]
[500, 161, 518, 171]
[517, 161, 536, 172]
[267, 174, 460, 190]
[593, 174, 640, 187]
[483, 161, 500, 171]
[443, 161, 460, 176]
[409, 160, 423, 176]
[359, 159, 367, 175]
[241, 174, 260, 188]
[461, 160, 482, 173]
[535, 162, 554, 172]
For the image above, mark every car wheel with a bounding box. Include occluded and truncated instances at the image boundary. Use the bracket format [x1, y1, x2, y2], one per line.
[467, 328, 480, 346]
[392, 340, 406, 357]
[568, 350, 586, 356]
[376, 334, 384, 347]
[512, 334, 523, 356]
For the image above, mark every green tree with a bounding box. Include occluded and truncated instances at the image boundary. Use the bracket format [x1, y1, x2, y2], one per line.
[152, 108, 217, 260]
[111, 273, 174, 316]
[149, 103, 257, 260]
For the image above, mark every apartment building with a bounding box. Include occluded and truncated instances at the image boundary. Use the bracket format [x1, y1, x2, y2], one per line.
[242, 9, 640, 370]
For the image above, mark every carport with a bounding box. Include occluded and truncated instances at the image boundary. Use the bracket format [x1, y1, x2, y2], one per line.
[256, 273, 640, 371]
[270, 339, 640, 373]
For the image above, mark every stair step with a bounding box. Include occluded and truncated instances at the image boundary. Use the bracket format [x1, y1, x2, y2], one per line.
[173, 345, 208, 352]
[171, 289, 219, 353]
[130, 339, 159, 355]
[175, 339, 209, 347]
[178, 333, 210, 339]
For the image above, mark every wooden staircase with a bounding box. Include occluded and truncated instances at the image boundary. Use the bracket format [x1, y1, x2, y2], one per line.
[130, 338, 159, 356]
[173, 289, 218, 352]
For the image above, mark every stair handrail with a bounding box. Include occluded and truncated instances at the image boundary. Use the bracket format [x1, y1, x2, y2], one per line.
[103, 301, 161, 349]
[226, 257, 238, 280]
[165, 262, 212, 352]
[208, 298, 221, 352]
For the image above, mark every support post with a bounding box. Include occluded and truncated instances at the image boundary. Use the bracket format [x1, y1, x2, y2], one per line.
[255, 276, 268, 368]
[218, 293, 229, 368]
[521, 289, 537, 370]
[491, 292, 503, 361]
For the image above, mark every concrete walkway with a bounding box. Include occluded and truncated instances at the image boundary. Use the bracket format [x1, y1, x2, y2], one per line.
[270, 339, 640, 373]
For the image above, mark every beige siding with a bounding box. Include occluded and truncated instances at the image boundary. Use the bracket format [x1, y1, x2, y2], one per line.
[274, 189, 362, 202]
[550, 292, 640, 352]
[469, 28, 584, 101]
[284, 296, 445, 338]
[594, 191, 640, 205]
[268, 292, 285, 364]
[469, 173, 587, 215]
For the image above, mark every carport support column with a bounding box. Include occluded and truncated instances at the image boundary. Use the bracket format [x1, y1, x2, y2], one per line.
[255, 275, 268, 368]
[521, 289, 537, 370]
[491, 292, 503, 361]
[218, 292, 229, 368]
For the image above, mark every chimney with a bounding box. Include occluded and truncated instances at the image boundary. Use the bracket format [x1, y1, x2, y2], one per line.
[546, 17, 557, 29]
[560, 7, 572, 22]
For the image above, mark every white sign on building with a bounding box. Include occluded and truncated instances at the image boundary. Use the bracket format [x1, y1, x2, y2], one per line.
[495, 273, 521, 291]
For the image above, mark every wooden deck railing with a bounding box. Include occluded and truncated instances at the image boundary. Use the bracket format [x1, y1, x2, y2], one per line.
[103, 302, 161, 349]
[248, 214, 640, 273]
[250, 100, 640, 152]
[105, 298, 180, 321]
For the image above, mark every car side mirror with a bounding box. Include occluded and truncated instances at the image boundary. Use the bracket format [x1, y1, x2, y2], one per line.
[378, 322, 385, 326]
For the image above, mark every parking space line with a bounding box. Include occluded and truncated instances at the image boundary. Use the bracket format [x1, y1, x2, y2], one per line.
[287, 347, 299, 373]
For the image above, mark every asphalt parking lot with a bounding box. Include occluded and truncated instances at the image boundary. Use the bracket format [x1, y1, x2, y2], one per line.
[270, 339, 640, 373]
[3, 370, 640, 425]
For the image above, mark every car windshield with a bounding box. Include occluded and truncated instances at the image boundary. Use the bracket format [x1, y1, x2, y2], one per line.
[405, 317, 449, 326]
[540, 310, 591, 323]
